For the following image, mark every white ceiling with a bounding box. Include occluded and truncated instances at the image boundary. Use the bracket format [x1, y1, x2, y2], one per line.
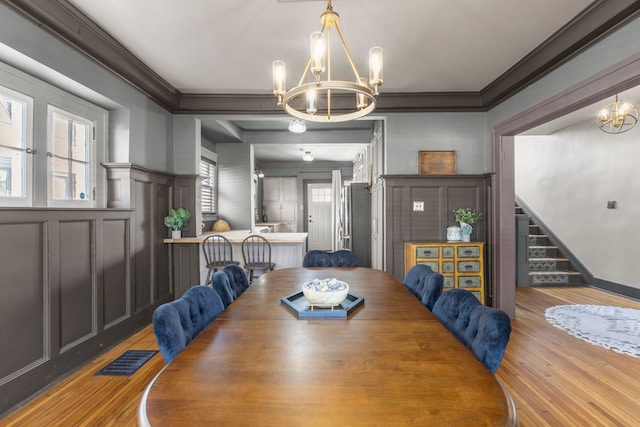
[63, 0, 614, 161]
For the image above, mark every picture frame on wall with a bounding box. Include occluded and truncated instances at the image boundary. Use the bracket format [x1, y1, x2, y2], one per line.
[418, 150, 456, 174]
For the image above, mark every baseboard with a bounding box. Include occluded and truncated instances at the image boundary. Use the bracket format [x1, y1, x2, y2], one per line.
[591, 278, 640, 302]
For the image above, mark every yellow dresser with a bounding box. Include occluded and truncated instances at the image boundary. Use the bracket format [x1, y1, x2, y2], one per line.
[405, 242, 485, 303]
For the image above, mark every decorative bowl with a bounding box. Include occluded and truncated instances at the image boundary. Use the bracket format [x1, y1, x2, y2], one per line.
[302, 278, 349, 306]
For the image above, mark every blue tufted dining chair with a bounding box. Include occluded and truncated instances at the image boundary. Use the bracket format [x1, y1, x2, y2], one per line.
[463, 305, 512, 374]
[303, 250, 332, 267]
[211, 271, 235, 307]
[329, 250, 358, 267]
[403, 264, 432, 296]
[432, 288, 481, 335]
[419, 270, 444, 311]
[224, 264, 250, 298]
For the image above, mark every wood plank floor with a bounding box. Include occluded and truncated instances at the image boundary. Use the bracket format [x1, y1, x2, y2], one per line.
[1, 286, 639, 426]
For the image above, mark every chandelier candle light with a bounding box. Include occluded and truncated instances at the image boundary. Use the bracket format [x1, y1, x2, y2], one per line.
[272, 0, 383, 122]
[596, 94, 639, 134]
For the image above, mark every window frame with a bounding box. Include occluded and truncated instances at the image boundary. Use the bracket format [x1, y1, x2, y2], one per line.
[200, 148, 218, 216]
[0, 84, 33, 207]
[46, 105, 95, 208]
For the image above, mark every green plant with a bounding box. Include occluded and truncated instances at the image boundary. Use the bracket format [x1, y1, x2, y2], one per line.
[164, 207, 191, 231]
[453, 208, 482, 225]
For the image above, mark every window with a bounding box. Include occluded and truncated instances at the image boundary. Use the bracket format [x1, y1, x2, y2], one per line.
[311, 187, 331, 202]
[200, 156, 217, 214]
[48, 106, 94, 205]
[0, 86, 32, 206]
[1, 62, 106, 208]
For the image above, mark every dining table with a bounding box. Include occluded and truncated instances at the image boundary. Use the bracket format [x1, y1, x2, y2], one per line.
[140, 267, 516, 426]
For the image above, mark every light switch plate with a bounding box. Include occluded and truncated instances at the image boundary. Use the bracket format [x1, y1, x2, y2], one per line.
[413, 201, 424, 212]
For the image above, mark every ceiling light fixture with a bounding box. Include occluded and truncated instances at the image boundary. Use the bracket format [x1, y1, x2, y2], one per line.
[288, 119, 307, 133]
[272, 0, 383, 123]
[302, 150, 314, 162]
[596, 94, 639, 134]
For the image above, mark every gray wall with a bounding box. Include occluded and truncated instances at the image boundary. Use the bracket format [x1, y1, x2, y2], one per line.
[0, 4, 174, 172]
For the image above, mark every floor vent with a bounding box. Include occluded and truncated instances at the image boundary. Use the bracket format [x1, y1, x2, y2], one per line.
[95, 350, 158, 376]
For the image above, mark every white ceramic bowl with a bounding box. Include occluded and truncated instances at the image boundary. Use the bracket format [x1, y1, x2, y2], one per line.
[302, 278, 349, 306]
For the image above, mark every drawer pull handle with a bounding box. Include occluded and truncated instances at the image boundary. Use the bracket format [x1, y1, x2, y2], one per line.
[425, 250, 432, 255]
[464, 250, 473, 255]
[464, 265, 473, 270]
[465, 280, 473, 285]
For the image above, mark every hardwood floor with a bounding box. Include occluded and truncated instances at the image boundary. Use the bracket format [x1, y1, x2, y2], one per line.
[497, 286, 640, 426]
[1, 286, 639, 426]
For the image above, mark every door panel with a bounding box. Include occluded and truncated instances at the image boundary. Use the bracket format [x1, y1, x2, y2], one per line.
[307, 183, 332, 250]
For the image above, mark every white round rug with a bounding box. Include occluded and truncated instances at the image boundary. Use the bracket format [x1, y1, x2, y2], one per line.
[544, 305, 640, 358]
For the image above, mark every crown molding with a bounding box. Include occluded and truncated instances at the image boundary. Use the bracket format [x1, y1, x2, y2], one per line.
[2, 0, 638, 113]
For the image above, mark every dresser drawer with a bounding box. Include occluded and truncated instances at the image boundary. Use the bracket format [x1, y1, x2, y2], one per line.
[442, 261, 455, 274]
[458, 276, 482, 288]
[417, 261, 439, 272]
[443, 276, 455, 288]
[442, 246, 455, 258]
[457, 261, 481, 273]
[416, 247, 439, 258]
[457, 245, 481, 258]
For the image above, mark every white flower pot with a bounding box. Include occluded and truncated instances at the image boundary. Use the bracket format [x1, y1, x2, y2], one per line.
[171, 230, 182, 239]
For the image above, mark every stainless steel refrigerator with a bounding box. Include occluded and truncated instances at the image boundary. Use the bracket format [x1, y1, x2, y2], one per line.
[338, 183, 371, 267]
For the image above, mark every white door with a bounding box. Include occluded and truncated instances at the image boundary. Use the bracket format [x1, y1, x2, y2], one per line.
[307, 183, 333, 250]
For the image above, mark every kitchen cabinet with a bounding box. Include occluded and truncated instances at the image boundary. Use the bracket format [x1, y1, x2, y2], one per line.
[263, 177, 297, 225]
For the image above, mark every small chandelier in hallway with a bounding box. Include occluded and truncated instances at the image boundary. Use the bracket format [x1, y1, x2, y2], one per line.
[596, 94, 639, 134]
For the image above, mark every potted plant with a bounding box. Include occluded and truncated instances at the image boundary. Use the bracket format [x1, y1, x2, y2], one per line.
[453, 208, 482, 242]
[164, 207, 191, 239]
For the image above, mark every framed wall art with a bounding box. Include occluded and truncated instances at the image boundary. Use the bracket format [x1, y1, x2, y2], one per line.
[418, 150, 456, 175]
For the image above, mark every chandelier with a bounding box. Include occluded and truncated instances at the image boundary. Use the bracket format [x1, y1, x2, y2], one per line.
[596, 95, 639, 134]
[272, 0, 383, 123]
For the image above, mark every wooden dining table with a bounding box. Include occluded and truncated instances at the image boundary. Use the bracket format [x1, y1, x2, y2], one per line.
[140, 267, 515, 426]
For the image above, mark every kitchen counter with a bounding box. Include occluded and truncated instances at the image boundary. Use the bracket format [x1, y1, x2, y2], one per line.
[164, 231, 308, 289]
[164, 230, 307, 244]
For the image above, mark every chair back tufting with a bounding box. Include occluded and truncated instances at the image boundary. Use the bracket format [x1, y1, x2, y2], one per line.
[403, 265, 444, 311]
[152, 285, 224, 364]
[463, 305, 512, 373]
[403, 264, 432, 296]
[224, 264, 250, 298]
[330, 250, 358, 267]
[432, 288, 480, 335]
[420, 270, 444, 311]
[152, 303, 189, 364]
[211, 271, 235, 307]
[432, 288, 511, 374]
[303, 250, 332, 267]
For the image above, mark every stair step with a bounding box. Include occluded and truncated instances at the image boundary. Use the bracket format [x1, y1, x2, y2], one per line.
[528, 245, 558, 258]
[528, 235, 549, 245]
[529, 271, 582, 285]
[529, 258, 570, 271]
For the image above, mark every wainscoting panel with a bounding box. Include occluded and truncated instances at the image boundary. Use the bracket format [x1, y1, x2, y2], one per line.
[0, 164, 176, 415]
[58, 220, 96, 352]
[102, 218, 130, 328]
[0, 220, 46, 385]
[383, 175, 490, 282]
[134, 179, 152, 311]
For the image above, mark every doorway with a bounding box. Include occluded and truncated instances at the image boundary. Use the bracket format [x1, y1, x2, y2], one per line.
[492, 51, 640, 318]
[306, 182, 333, 250]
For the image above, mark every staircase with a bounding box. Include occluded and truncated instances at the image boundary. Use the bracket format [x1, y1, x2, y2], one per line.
[516, 206, 585, 286]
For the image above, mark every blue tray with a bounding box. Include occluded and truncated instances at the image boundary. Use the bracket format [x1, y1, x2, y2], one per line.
[280, 291, 364, 319]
